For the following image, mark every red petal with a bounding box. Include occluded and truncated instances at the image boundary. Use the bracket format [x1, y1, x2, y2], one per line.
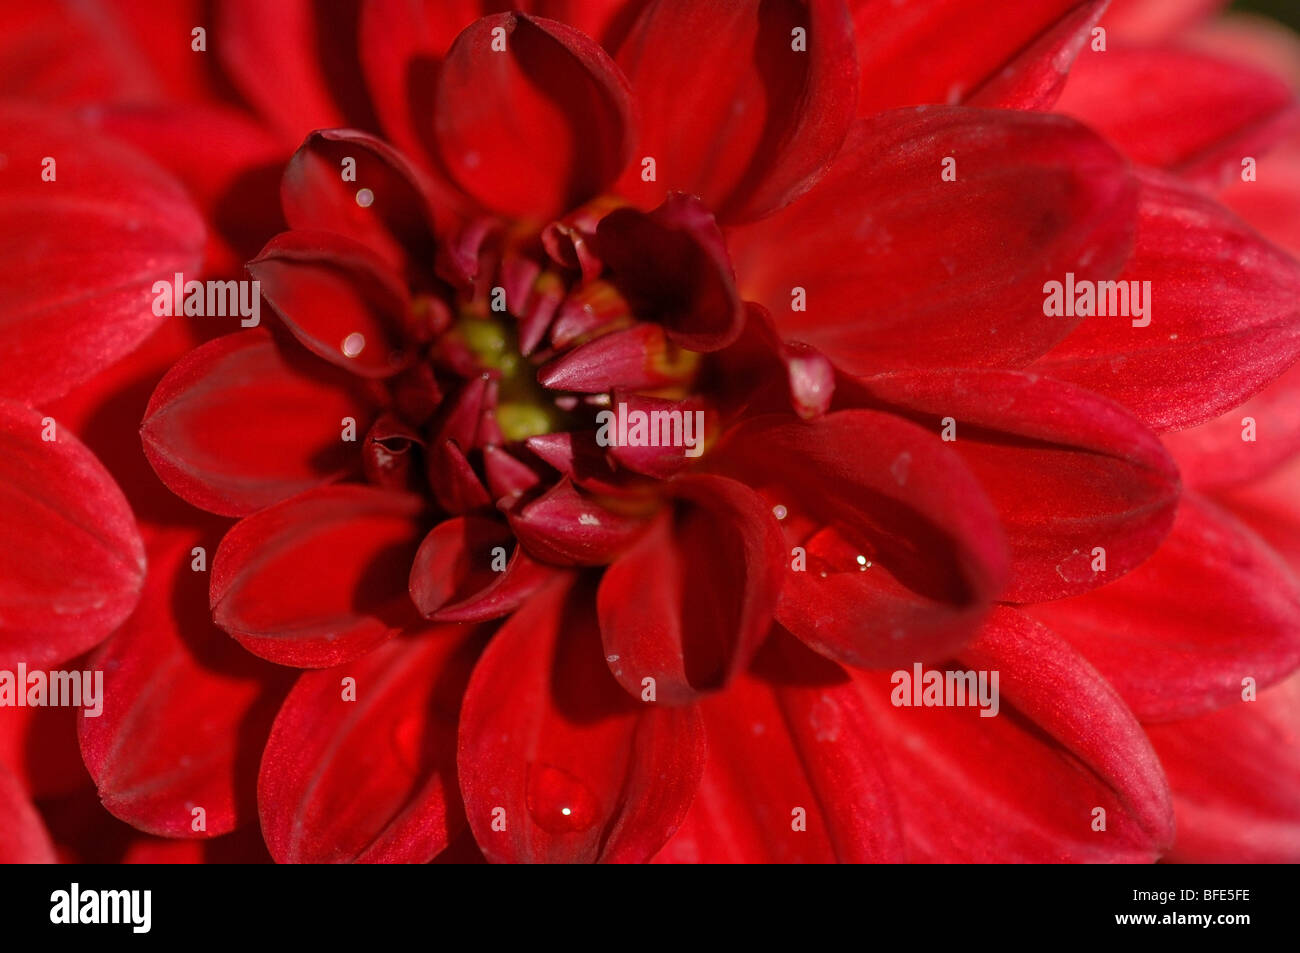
[728, 107, 1137, 374]
[595, 194, 743, 351]
[79, 530, 292, 837]
[712, 411, 1008, 668]
[0, 2, 160, 104]
[81, 104, 287, 277]
[280, 129, 443, 284]
[1185, 15, 1300, 101]
[429, 439, 493, 514]
[215, 0, 372, 143]
[0, 400, 145, 669]
[259, 625, 484, 863]
[1214, 454, 1300, 574]
[1101, 0, 1226, 42]
[538, 321, 689, 393]
[525, 430, 654, 496]
[839, 609, 1173, 861]
[409, 515, 554, 621]
[434, 12, 634, 219]
[358, 0, 482, 169]
[966, 0, 1109, 110]
[1033, 169, 1300, 431]
[1218, 130, 1300, 257]
[604, 392, 712, 478]
[1145, 673, 1300, 863]
[211, 485, 428, 667]
[920, 608, 1176, 861]
[532, 0, 654, 51]
[597, 475, 785, 703]
[615, 0, 857, 223]
[362, 413, 424, 492]
[141, 330, 379, 517]
[0, 763, 55, 863]
[1163, 362, 1300, 490]
[654, 631, 903, 863]
[1026, 495, 1300, 722]
[711, 303, 836, 420]
[853, 0, 1087, 112]
[858, 369, 1180, 602]
[1058, 46, 1300, 188]
[506, 477, 654, 566]
[458, 575, 705, 863]
[249, 230, 414, 378]
[0, 106, 205, 404]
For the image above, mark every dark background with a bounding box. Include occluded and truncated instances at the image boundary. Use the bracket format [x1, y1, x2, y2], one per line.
[1234, 0, 1300, 29]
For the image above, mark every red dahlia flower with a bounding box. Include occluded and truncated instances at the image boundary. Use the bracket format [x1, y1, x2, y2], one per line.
[1, 0, 1299, 865]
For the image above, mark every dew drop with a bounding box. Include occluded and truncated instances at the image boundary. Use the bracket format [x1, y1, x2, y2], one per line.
[342, 332, 366, 357]
[355, 187, 375, 208]
[526, 763, 601, 834]
[772, 504, 788, 520]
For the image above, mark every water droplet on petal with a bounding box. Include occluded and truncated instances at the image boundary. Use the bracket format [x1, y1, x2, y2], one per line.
[772, 504, 788, 520]
[355, 187, 375, 207]
[526, 763, 601, 834]
[342, 332, 366, 357]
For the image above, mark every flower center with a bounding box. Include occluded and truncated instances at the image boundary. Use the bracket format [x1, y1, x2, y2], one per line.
[452, 312, 569, 442]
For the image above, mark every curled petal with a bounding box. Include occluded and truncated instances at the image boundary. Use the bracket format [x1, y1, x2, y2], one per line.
[505, 477, 654, 566]
[858, 369, 1180, 601]
[712, 411, 1008, 668]
[434, 12, 634, 219]
[458, 575, 705, 863]
[616, 0, 857, 222]
[596, 194, 744, 352]
[597, 475, 785, 703]
[141, 330, 378, 517]
[604, 392, 713, 478]
[409, 515, 554, 621]
[655, 631, 903, 863]
[845, 609, 1174, 861]
[249, 230, 414, 378]
[211, 485, 428, 667]
[924, 608, 1176, 861]
[280, 129, 442, 284]
[79, 530, 292, 838]
[538, 322, 693, 393]
[259, 625, 484, 863]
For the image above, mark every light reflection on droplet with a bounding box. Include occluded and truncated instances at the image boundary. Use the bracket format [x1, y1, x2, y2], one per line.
[342, 332, 366, 357]
[355, 187, 375, 207]
[773, 504, 788, 520]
